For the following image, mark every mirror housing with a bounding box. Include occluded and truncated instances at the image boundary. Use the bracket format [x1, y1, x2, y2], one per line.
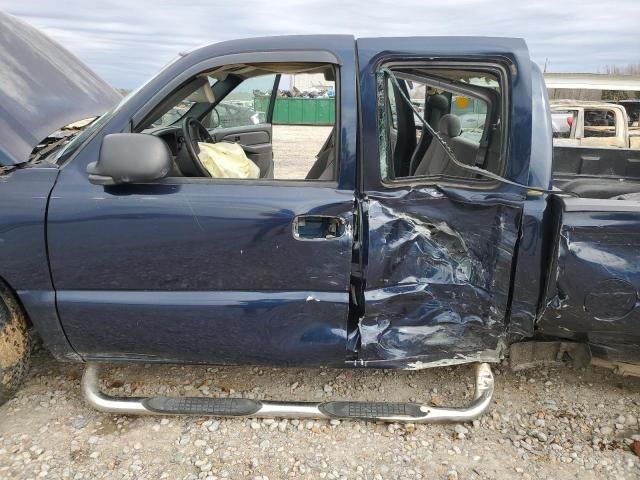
[87, 133, 172, 186]
[210, 108, 221, 129]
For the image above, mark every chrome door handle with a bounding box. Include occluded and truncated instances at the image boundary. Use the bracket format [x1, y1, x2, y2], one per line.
[292, 215, 345, 241]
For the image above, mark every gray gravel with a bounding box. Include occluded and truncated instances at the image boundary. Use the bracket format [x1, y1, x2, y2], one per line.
[0, 348, 639, 479]
[272, 125, 332, 179]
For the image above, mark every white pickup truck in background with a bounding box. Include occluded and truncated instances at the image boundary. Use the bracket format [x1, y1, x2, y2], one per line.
[551, 99, 640, 198]
[551, 100, 640, 149]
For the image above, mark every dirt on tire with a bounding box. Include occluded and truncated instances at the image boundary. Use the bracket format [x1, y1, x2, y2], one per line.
[0, 282, 30, 407]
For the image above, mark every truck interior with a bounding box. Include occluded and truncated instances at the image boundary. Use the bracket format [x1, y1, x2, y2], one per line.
[138, 62, 338, 182]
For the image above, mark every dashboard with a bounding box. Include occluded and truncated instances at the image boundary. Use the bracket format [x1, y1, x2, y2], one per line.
[151, 127, 184, 156]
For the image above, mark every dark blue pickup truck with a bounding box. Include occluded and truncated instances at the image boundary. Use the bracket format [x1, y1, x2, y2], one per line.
[0, 12, 638, 423]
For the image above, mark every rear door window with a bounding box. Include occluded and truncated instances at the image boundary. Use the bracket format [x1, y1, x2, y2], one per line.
[584, 109, 616, 138]
[379, 66, 504, 182]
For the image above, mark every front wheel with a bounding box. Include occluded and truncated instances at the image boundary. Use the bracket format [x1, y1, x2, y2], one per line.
[0, 283, 30, 406]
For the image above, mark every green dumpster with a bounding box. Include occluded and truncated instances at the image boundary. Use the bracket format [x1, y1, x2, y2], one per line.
[254, 95, 335, 125]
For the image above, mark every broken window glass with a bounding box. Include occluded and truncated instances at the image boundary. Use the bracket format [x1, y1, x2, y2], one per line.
[379, 66, 504, 182]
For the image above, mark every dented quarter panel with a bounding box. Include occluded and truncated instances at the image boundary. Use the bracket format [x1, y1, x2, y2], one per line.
[538, 197, 640, 363]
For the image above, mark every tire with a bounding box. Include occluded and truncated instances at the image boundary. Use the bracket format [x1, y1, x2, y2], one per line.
[0, 283, 30, 406]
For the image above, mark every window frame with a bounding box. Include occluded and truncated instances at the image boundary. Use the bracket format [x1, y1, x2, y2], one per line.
[392, 69, 498, 154]
[551, 109, 579, 139]
[583, 108, 617, 139]
[133, 59, 340, 186]
[376, 60, 511, 190]
[208, 72, 279, 129]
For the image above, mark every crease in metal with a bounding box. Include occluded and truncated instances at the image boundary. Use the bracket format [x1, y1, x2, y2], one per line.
[355, 188, 521, 368]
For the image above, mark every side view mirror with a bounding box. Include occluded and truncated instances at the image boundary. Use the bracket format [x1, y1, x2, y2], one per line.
[87, 133, 172, 186]
[211, 108, 221, 129]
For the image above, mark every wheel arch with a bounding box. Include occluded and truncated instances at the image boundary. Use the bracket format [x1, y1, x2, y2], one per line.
[0, 273, 81, 362]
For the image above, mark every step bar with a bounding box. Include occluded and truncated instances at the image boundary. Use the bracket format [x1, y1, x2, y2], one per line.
[81, 362, 494, 423]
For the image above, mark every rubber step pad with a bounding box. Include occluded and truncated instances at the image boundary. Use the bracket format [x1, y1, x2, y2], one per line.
[319, 401, 423, 419]
[142, 396, 261, 416]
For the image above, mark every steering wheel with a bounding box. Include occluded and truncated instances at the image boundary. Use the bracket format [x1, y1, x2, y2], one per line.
[181, 116, 215, 177]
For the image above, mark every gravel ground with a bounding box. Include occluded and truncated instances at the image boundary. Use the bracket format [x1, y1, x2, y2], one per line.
[1, 126, 639, 479]
[272, 125, 332, 179]
[0, 348, 639, 479]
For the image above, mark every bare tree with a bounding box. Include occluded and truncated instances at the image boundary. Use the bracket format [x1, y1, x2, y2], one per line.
[602, 64, 640, 76]
[599, 64, 640, 100]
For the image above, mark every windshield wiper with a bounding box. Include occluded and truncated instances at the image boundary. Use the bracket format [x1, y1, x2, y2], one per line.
[29, 135, 76, 163]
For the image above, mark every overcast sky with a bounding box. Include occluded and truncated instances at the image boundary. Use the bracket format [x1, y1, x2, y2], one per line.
[1, 0, 638, 89]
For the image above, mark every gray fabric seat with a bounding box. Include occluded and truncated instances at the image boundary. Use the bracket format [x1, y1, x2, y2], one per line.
[425, 94, 449, 131]
[414, 114, 479, 177]
[408, 94, 449, 175]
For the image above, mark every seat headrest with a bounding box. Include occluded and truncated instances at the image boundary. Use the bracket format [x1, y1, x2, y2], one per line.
[427, 94, 449, 111]
[438, 114, 462, 137]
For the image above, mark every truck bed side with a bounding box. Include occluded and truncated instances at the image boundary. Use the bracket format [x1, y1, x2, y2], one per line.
[553, 145, 640, 198]
[538, 196, 640, 364]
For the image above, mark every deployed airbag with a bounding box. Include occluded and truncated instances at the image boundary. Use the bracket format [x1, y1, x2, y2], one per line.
[197, 142, 259, 179]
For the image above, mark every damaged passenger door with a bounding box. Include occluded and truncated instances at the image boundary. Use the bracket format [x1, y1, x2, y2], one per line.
[355, 38, 534, 368]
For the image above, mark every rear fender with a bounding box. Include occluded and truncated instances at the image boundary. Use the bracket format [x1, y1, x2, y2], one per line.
[537, 196, 640, 363]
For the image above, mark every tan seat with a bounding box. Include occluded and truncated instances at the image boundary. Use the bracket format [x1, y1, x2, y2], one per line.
[414, 114, 479, 177]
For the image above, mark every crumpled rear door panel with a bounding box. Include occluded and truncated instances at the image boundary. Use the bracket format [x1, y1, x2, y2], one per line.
[538, 196, 640, 363]
[358, 188, 523, 368]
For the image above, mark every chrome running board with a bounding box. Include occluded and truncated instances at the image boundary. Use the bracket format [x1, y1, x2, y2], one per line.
[82, 362, 494, 423]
